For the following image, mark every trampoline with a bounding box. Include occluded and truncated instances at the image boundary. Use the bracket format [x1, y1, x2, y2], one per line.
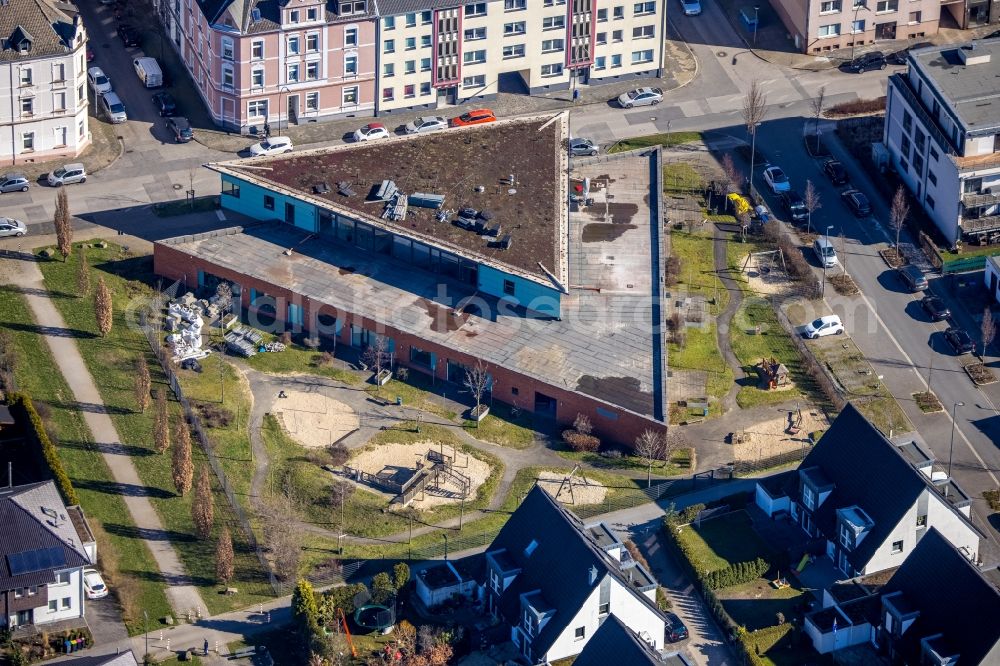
[354, 604, 395, 633]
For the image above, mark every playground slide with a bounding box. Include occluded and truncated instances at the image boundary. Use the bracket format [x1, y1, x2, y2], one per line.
[796, 553, 811, 573]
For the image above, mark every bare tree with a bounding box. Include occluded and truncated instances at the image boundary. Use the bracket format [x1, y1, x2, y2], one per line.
[634, 430, 663, 488]
[172, 416, 194, 496]
[839, 231, 849, 278]
[76, 247, 90, 297]
[215, 527, 234, 583]
[890, 185, 910, 259]
[94, 277, 113, 337]
[192, 465, 215, 540]
[741, 80, 768, 191]
[721, 153, 742, 196]
[133, 358, 151, 413]
[153, 387, 170, 453]
[982, 308, 996, 359]
[263, 492, 304, 581]
[463, 361, 491, 426]
[803, 180, 822, 235]
[361, 335, 390, 396]
[573, 413, 593, 436]
[809, 86, 826, 154]
[54, 189, 72, 262]
[663, 428, 687, 466]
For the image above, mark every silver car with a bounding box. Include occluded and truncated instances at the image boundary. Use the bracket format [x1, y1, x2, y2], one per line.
[99, 91, 127, 124]
[0, 173, 30, 193]
[0, 217, 27, 238]
[617, 87, 663, 108]
[404, 116, 447, 134]
[569, 138, 599, 156]
[47, 163, 87, 186]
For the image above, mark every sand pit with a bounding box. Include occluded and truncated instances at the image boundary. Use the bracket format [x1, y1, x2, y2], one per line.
[732, 408, 829, 462]
[739, 255, 796, 297]
[347, 442, 491, 509]
[271, 390, 359, 449]
[536, 471, 608, 505]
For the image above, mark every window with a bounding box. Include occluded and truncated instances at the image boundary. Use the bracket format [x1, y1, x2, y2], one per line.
[27, 586, 35, 596]
[611, 54, 622, 67]
[463, 74, 485, 87]
[464, 2, 487, 16]
[383, 87, 394, 100]
[598, 602, 610, 615]
[250, 68, 263, 87]
[287, 63, 300, 82]
[574, 626, 586, 640]
[307, 7, 318, 20]
[504, 21, 526, 35]
[421, 35, 431, 47]
[464, 49, 486, 64]
[343, 86, 358, 105]
[900, 134, 911, 159]
[404, 84, 415, 98]
[14, 588, 23, 599]
[222, 63, 234, 89]
[19, 68, 31, 86]
[875, 0, 897, 10]
[594, 55, 606, 69]
[405, 12, 416, 26]
[288, 36, 300, 54]
[384, 39, 395, 53]
[20, 97, 33, 115]
[912, 153, 923, 177]
[916, 514, 927, 528]
[405, 60, 416, 73]
[53, 92, 66, 111]
[252, 40, 264, 59]
[301, 33, 316, 52]
[61, 598, 71, 610]
[839, 523, 854, 549]
[908, 10, 920, 22]
[503, 44, 525, 58]
[53, 62, 65, 81]
[262, 194, 276, 211]
[48, 600, 58, 613]
[345, 55, 357, 75]
[820, 0, 841, 11]
[289, 8, 300, 21]
[511, 387, 519, 395]
[596, 31, 607, 44]
[504, 0, 526, 10]
[544, 0, 567, 4]
[851, 19, 865, 31]
[300, 61, 315, 80]
[541, 39, 563, 52]
[802, 485, 815, 510]
[597, 7, 608, 20]
[248, 99, 267, 119]
[541, 63, 563, 76]
[465, 27, 487, 40]
[504, 279, 516, 295]
[56, 572, 70, 585]
[420, 82, 431, 95]
[410, 347, 432, 367]
[929, 146, 939, 161]
[422, 10, 433, 23]
[633, 25, 654, 38]
[902, 110, 912, 133]
[543, 15, 565, 29]
[384, 62, 395, 77]
[928, 171, 936, 186]
[631, 49, 653, 63]
[421, 57, 431, 71]
[613, 5, 624, 18]
[612, 29, 623, 41]
[221, 36, 234, 60]
[406, 37, 416, 50]
[926, 194, 935, 209]
[384, 16, 395, 29]
[891, 540, 903, 554]
[633, 0, 655, 13]
[914, 129, 925, 152]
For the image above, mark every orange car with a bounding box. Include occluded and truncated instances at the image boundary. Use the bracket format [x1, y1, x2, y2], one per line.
[449, 109, 497, 127]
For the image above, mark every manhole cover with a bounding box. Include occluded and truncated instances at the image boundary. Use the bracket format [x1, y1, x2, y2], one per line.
[717, 51, 727, 57]
[173, 183, 183, 190]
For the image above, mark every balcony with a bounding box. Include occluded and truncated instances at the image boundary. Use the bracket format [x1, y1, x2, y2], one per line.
[963, 214, 1000, 234]
[962, 191, 1000, 208]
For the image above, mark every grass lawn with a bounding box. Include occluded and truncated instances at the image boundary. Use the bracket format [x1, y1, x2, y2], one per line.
[717, 579, 806, 631]
[242, 334, 359, 386]
[462, 402, 535, 449]
[608, 131, 703, 153]
[675, 511, 774, 574]
[556, 448, 689, 476]
[670, 230, 729, 315]
[153, 196, 218, 217]
[664, 163, 704, 193]
[366, 371, 458, 421]
[0, 285, 172, 635]
[36, 244, 273, 615]
[730, 299, 808, 409]
[669, 324, 734, 420]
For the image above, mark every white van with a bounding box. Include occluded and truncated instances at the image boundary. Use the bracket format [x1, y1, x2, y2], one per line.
[812, 237, 838, 268]
[133, 57, 163, 88]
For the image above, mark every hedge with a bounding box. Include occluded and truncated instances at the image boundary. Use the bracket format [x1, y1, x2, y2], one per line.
[7, 392, 79, 506]
[705, 557, 770, 590]
[739, 623, 794, 663]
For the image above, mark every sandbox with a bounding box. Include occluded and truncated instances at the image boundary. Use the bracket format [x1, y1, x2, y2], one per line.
[732, 408, 829, 462]
[536, 471, 608, 505]
[270, 389, 359, 449]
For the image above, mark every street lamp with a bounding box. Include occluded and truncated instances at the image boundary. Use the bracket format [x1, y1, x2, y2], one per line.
[748, 121, 762, 198]
[947, 401, 965, 478]
[753, 5, 760, 47]
[143, 610, 149, 658]
[850, 1, 869, 62]
[822, 225, 834, 299]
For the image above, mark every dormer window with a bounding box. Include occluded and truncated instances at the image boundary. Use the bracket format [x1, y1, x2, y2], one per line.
[522, 609, 535, 637]
[523, 539, 538, 558]
[18, 40, 31, 53]
[307, 7, 318, 20]
[839, 522, 854, 550]
[337, 0, 367, 15]
[802, 485, 816, 510]
[289, 9, 300, 22]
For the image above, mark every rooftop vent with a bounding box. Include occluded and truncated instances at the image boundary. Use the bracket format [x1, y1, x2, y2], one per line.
[313, 182, 330, 194]
[958, 43, 991, 66]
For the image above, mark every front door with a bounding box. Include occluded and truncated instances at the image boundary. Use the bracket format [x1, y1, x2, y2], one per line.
[16, 610, 31, 626]
[288, 94, 299, 125]
[533, 391, 557, 417]
[284, 202, 295, 225]
[874, 21, 897, 40]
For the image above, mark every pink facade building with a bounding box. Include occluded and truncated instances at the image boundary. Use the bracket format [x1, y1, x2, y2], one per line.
[160, 0, 376, 131]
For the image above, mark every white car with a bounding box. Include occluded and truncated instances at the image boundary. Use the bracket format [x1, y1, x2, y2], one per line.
[802, 315, 845, 339]
[763, 166, 791, 194]
[83, 569, 108, 599]
[87, 67, 112, 95]
[617, 87, 663, 108]
[0, 217, 27, 238]
[404, 116, 447, 134]
[249, 136, 293, 157]
[353, 123, 390, 142]
[679, 0, 702, 14]
[99, 91, 127, 124]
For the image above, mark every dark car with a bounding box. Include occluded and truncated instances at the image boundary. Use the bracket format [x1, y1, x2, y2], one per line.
[152, 92, 177, 117]
[664, 612, 688, 642]
[921, 295, 951, 321]
[167, 116, 193, 143]
[779, 190, 808, 223]
[887, 49, 909, 65]
[841, 189, 872, 217]
[823, 159, 849, 186]
[898, 264, 928, 292]
[944, 327, 975, 354]
[841, 51, 887, 73]
[117, 23, 141, 47]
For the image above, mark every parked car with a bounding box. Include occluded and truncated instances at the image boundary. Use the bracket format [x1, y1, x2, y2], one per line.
[87, 66, 112, 95]
[664, 612, 689, 642]
[823, 159, 849, 185]
[841, 189, 872, 217]
[763, 166, 791, 194]
[920, 295, 951, 321]
[944, 327, 975, 354]
[617, 87, 663, 108]
[167, 116, 193, 143]
[841, 51, 887, 73]
[353, 123, 390, 141]
[898, 264, 928, 292]
[83, 569, 108, 600]
[569, 138, 599, 156]
[0, 173, 30, 193]
[679, 0, 702, 15]
[803, 314, 845, 339]
[99, 91, 127, 124]
[779, 190, 807, 223]
[0, 217, 27, 238]
[117, 23, 141, 47]
[249, 136, 293, 156]
[46, 163, 87, 186]
[887, 49, 910, 65]
[812, 237, 839, 268]
[133, 56, 163, 88]
[450, 108, 497, 127]
[404, 116, 447, 134]
[86, 47, 95, 62]
[152, 91, 177, 116]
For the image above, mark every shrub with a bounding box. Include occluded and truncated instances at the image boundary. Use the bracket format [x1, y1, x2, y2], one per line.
[562, 430, 600, 452]
[8, 393, 78, 505]
[624, 540, 650, 570]
[656, 586, 672, 611]
[704, 557, 770, 589]
[194, 401, 234, 429]
[679, 503, 705, 525]
[984, 489, 1000, 512]
[665, 255, 682, 286]
[327, 442, 350, 467]
[826, 96, 886, 117]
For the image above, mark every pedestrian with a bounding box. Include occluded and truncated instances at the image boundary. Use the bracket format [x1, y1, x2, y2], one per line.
[263, 122, 271, 138]
[204, 638, 209, 656]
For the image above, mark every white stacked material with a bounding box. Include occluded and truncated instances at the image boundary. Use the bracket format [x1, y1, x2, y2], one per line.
[178, 292, 197, 307]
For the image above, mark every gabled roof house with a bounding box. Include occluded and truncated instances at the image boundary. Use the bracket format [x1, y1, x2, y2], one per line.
[574, 615, 692, 666]
[484, 485, 667, 664]
[754, 404, 983, 578]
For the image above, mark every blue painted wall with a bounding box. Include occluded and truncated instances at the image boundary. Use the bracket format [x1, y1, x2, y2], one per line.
[220, 174, 317, 233]
[478, 264, 562, 315]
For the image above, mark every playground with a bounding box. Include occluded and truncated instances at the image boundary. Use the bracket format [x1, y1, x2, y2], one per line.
[269, 389, 359, 449]
[535, 469, 608, 505]
[739, 249, 796, 297]
[730, 406, 828, 463]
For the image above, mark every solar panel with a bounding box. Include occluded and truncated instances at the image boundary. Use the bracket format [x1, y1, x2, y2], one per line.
[6, 547, 66, 576]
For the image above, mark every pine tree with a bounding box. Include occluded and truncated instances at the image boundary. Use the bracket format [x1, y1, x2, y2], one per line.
[54, 189, 71, 262]
[292, 579, 320, 636]
[76, 248, 90, 297]
[171, 416, 193, 496]
[94, 277, 112, 337]
[134, 358, 151, 413]
[192, 465, 215, 540]
[153, 388, 170, 454]
[215, 527, 234, 583]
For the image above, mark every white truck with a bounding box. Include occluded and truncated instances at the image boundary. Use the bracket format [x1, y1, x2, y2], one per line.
[133, 57, 163, 88]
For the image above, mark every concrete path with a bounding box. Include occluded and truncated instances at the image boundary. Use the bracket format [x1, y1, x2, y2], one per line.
[1, 249, 206, 618]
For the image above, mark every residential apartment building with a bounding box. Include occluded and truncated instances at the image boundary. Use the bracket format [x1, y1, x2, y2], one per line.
[0, 0, 90, 165]
[159, 0, 377, 131]
[1, 481, 96, 630]
[883, 39, 1000, 246]
[375, 0, 667, 113]
[755, 405, 983, 578]
[770, 0, 940, 54]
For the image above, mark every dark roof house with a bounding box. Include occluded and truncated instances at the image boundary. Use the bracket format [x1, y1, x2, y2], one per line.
[0, 0, 82, 62]
[574, 615, 691, 666]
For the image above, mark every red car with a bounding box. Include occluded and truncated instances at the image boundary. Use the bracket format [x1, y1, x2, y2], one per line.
[86, 48, 95, 62]
[449, 108, 496, 127]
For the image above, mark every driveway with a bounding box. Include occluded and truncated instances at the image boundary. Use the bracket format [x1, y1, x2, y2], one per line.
[84, 596, 129, 647]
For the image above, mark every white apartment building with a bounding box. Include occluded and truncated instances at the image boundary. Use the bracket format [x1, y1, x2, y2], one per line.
[375, 0, 666, 114]
[884, 38, 1000, 246]
[0, 0, 90, 165]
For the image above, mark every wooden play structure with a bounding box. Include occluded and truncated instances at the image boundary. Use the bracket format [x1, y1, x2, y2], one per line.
[755, 357, 790, 390]
[553, 465, 593, 504]
[345, 446, 472, 507]
[741, 249, 787, 276]
[786, 407, 803, 436]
